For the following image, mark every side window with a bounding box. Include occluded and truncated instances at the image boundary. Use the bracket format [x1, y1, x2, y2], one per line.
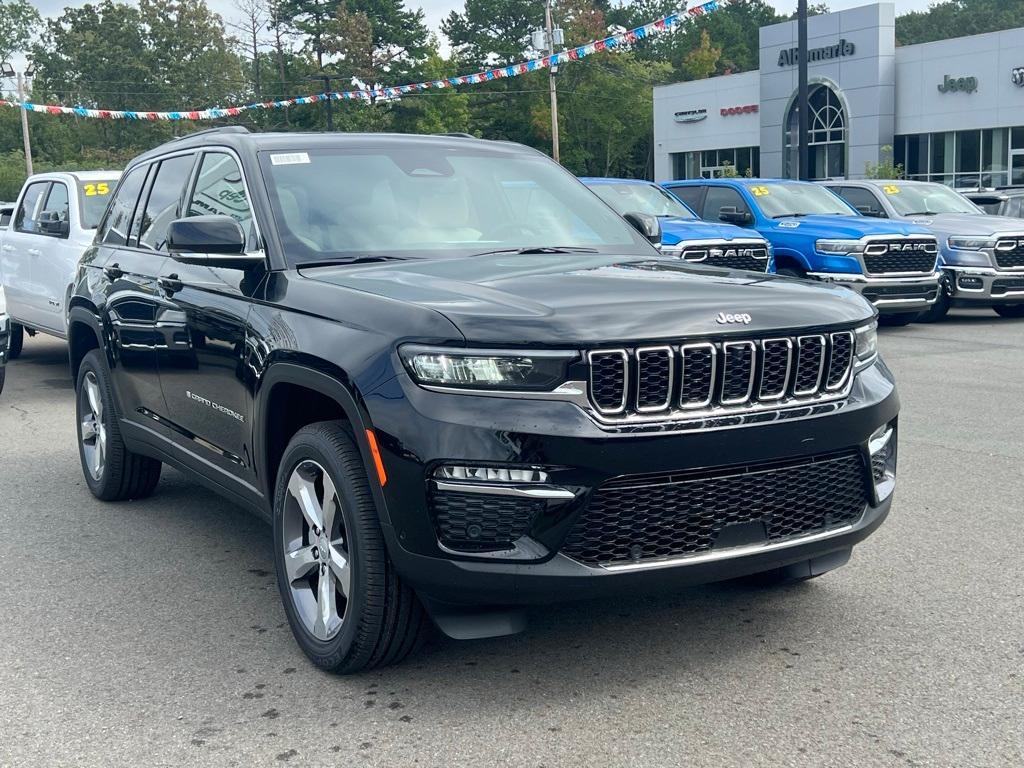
[101, 165, 149, 246]
[835, 187, 885, 217]
[187, 153, 255, 247]
[703, 186, 749, 222]
[138, 154, 196, 252]
[14, 181, 50, 234]
[43, 183, 70, 222]
[668, 186, 705, 216]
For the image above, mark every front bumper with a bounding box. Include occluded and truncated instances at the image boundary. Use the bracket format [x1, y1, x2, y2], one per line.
[364, 361, 900, 607]
[806, 272, 940, 313]
[943, 266, 1024, 305]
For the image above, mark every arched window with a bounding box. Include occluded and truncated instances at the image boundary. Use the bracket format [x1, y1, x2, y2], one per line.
[785, 83, 847, 179]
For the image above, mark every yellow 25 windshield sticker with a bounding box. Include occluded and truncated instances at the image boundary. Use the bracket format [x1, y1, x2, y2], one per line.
[751, 185, 771, 197]
[882, 184, 900, 195]
[83, 182, 110, 196]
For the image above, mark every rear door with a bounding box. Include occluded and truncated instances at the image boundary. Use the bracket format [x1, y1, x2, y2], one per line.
[155, 149, 262, 485]
[1, 180, 50, 326]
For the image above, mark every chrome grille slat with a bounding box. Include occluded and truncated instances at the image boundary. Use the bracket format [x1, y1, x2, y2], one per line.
[587, 329, 857, 421]
[862, 238, 938, 275]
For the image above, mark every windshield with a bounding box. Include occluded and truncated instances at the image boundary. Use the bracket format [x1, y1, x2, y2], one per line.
[259, 146, 653, 264]
[587, 181, 696, 219]
[879, 183, 982, 216]
[77, 179, 119, 229]
[749, 182, 856, 218]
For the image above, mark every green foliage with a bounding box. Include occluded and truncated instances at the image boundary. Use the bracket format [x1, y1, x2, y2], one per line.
[864, 145, 903, 180]
[0, 0, 40, 64]
[896, 0, 1024, 45]
[684, 29, 721, 80]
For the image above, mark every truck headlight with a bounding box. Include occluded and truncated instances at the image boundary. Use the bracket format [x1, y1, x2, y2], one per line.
[400, 346, 575, 390]
[947, 236, 994, 251]
[853, 321, 878, 372]
[816, 239, 865, 254]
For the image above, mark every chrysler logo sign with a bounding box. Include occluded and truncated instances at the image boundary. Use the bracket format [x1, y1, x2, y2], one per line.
[1013, 67, 1024, 87]
[674, 108, 708, 124]
[777, 39, 855, 67]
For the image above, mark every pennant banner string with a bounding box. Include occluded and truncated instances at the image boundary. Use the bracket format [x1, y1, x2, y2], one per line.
[0, 1, 722, 121]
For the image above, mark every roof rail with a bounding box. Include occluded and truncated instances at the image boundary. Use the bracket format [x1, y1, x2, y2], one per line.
[169, 125, 251, 142]
[437, 132, 477, 139]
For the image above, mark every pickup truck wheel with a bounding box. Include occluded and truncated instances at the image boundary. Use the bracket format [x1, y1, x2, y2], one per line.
[273, 422, 429, 673]
[0, 367, 5, 396]
[878, 313, 916, 327]
[76, 350, 162, 501]
[915, 291, 950, 323]
[7, 323, 24, 360]
[993, 303, 1024, 318]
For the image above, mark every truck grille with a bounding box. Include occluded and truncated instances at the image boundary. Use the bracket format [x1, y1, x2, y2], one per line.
[992, 277, 1024, 296]
[676, 242, 771, 272]
[561, 451, 869, 566]
[994, 238, 1024, 270]
[588, 330, 855, 419]
[862, 238, 938, 275]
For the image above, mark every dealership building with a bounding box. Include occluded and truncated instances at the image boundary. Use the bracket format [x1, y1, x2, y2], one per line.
[652, 2, 1024, 186]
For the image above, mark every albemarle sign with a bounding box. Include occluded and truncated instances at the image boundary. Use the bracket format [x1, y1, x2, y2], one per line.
[777, 39, 855, 67]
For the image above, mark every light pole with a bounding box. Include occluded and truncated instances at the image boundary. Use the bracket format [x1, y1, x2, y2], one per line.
[797, 0, 809, 180]
[1, 62, 34, 176]
[532, 3, 564, 163]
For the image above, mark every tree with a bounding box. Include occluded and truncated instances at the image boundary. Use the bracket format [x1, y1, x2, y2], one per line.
[683, 29, 721, 80]
[325, 0, 430, 83]
[230, 0, 268, 95]
[278, 0, 341, 68]
[864, 145, 903, 179]
[896, 0, 1024, 45]
[0, 0, 40, 66]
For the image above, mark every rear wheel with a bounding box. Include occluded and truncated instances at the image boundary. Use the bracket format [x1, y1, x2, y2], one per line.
[76, 350, 162, 501]
[273, 421, 429, 673]
[878, 313, 916, 327]
[993, 303, 1024, 318]
[7, 323, 24, 360]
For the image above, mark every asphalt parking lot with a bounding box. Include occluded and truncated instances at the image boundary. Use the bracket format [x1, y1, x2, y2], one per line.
[0, 311, 1021, 768]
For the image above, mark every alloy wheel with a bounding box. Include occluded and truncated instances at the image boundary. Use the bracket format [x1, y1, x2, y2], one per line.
[281, 459, 351, 641]
[80, 371, 107, 481]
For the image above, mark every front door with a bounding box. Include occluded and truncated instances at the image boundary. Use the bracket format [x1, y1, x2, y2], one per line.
[1, 180, 50, 328]
[156, 150, 264, 485]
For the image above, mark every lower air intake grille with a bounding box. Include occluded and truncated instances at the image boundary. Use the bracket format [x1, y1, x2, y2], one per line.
[561, 451, 869, 566]
[429, 490, 542, 552]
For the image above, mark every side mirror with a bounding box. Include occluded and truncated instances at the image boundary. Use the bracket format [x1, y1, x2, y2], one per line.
[167, 215, 262, 270]
[719, 206, 752, 225]
[38, 210, 69, 237]
[623, 211, 662, 245]
[855, 205, 885, 218]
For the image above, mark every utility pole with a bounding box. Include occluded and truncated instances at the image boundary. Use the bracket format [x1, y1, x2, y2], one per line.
[797, 0, 809, 180]
[3, 63, 33, 176]
[545, 0, 560, 163]
[308, 73, 334, 131]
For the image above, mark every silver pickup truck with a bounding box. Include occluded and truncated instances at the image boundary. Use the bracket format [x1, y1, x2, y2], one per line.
[0, 171, 120, 357]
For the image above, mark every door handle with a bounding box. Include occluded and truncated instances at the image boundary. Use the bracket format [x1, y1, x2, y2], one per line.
[28, 248, 42, 257]
[158, 274, 183, 295]
[104, 263, 124, 280]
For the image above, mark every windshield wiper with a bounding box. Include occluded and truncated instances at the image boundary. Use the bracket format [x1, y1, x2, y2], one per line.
[297, 255, 409, 268]
[772, 213, 810, 219]
[902, 211, 938, 216]
[469, 246, 600, 257]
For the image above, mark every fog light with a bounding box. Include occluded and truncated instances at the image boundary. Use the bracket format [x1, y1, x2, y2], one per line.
[958, 276, 984, 290]
[434, 465, 550, 484]
[868, 424, 896, 503]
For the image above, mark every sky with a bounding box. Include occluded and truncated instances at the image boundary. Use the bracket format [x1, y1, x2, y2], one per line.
[25, 0, 936, 49]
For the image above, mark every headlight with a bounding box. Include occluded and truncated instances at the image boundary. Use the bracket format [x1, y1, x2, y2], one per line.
[947, 236, 994, 251]
[816, 239, 865, 254]
[400, 346, 575, 390]
[854, 321, 878, 371]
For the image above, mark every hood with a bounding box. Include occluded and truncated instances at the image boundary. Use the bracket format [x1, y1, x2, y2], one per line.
[659, 218, 765, 246]
[900, 212, 1024, 238]
[763, 214, 932, 240]
[302, 253, 872, 345]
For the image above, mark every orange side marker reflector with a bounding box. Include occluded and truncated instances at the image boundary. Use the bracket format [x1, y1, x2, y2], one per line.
[365, 428, 388, 487]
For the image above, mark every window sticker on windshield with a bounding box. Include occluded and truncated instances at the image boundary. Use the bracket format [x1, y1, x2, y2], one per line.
[82, 182, 110, 196]
[883, 185, 901, 195]
[270, 152, 310, 166]
[751, 186, 771, 197]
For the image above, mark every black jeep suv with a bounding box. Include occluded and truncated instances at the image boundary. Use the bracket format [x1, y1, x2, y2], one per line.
[69, 128, 898, 672]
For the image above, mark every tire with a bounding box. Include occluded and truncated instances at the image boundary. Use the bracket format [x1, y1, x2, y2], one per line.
[0, 367, 5, 397]
[993, 303, 1024, 318]
[915, 291, 950, 323]
[878, 313, 916, 327]
[776, 267, 806, 279]
[75, 349, 162, 501]
[7, 323, 24, 360]
[273, 421, 429, 673]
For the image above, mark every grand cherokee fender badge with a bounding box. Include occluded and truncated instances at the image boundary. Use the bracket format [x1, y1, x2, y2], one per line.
[716, 312, 753, 325]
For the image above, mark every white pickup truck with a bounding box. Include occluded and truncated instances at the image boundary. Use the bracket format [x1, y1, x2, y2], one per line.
[0, 171, 120, 358]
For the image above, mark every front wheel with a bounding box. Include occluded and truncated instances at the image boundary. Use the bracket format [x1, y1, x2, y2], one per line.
[915, 291, 950, 323]
[7, 323, 24, 360]
[776, 266, 806, 279]
[75, 350, 162, 500]
[273, 421, 429, 673]
[993, 303, 1024, 318]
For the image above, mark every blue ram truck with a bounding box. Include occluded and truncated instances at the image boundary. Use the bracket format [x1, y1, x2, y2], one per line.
[581, 177, 775, 273]
[662, 178, 941, 324]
